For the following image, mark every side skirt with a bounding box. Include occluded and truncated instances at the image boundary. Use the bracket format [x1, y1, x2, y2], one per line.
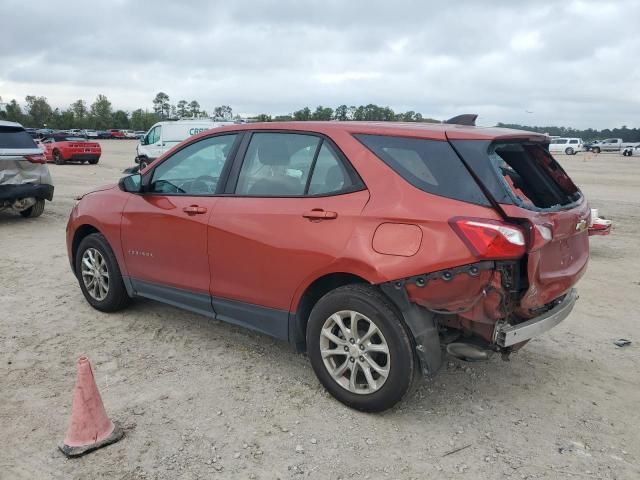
[126, 277, 289, 341]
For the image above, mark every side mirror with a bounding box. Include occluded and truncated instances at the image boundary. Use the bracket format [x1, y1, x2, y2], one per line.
[119, 173, 142, 193]
[139, 136, 147, 145]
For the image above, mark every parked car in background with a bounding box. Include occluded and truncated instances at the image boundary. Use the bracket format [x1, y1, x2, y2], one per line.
[97, 130, 112, 139]
[134, 130, 146, 140]
[548, 137, 583, 155]
[68, 120, 589, 411]
[108, 129, 126, 139]
[0, 121, 54, 218]
[120, 129, 138, 139]
[82, 129, 99, 139]
[589, 138, 635, 153]
[36, 128, 54, 138]
[135, 119, 235, 166]
[25, 128, 39, 138]
[41, 135, 101, 165]
[622, 144, 640, 156]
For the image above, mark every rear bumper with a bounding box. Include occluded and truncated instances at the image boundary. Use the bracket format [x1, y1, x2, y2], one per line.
[494, 289, 577, 347]
[0, 183, 54, 201]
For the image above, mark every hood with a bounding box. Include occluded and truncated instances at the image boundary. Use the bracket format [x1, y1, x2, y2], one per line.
[76, 183, 117, 200]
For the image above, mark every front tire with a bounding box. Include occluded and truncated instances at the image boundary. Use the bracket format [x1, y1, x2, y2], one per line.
[306, 284, 416, 412]
[592, 147, 601, 154]
[53, 150, 64, 165]
[88, 157, 99, 165]
[75, 233, 131, 312]
[19, 199, 45, 218]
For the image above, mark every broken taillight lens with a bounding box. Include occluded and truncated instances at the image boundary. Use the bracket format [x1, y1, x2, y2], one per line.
[528, 223, 553, 251]
[24, 154, 46, 164]
[449, 217, 526, 259]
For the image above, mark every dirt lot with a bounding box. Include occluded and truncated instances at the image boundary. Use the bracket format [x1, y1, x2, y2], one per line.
[1, 140, 638, 479]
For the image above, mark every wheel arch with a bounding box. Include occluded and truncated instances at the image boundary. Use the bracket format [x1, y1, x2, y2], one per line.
[289, 272, 370, 351]
[71, 224, 102, 275]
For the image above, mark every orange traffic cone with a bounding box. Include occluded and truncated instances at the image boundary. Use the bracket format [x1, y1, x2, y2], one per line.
[59, 356, 124, 457]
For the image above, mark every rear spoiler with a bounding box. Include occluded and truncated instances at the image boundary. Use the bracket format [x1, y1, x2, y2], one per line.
[445, 114, 478, 126]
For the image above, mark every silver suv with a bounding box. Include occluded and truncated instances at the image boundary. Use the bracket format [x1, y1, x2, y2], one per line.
[0, 121, 54, 217]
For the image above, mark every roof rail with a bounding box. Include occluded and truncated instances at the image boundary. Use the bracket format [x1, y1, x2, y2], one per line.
[444, 114, 478, 126]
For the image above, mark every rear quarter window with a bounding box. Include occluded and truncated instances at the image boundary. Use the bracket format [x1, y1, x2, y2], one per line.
[0, 126, 38, 149]
[354, 134, 489, 206]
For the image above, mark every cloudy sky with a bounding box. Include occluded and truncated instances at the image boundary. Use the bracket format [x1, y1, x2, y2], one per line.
[1, 0, 638, 128]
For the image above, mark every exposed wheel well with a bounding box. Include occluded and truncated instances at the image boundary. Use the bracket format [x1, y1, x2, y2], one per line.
[71, 224, 101, 274]
[291, 272, 368, 351]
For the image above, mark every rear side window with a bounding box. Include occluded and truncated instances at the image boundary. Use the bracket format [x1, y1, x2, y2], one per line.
[0, 126, 38, 149]
[354, 134, 489, 206]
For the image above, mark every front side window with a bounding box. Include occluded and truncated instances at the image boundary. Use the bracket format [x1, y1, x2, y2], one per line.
[235, 133, 320, 196]
[150, 134, 237, 195]
[147, 126, 161, 144]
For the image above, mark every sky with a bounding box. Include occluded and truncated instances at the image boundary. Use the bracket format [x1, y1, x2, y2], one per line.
[1, 0, 638, 128]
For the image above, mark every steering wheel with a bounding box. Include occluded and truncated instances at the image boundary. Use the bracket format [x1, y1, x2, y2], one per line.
[177, 175, 218, 194]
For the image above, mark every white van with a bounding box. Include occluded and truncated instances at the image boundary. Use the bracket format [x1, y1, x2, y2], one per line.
[548, 137, 583, 155]
[135, 119, 235, 165]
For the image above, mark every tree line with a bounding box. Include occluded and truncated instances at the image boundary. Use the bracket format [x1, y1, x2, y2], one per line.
[497, 123, 640, 142]
[1, 92, 637, 141]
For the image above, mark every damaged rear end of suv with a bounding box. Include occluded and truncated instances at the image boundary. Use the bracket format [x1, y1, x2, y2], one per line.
[355, 123, 589, 391]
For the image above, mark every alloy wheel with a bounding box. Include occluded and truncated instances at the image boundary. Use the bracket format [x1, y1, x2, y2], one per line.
[81, 248, 109, 301]
[319, 310, 390, 394]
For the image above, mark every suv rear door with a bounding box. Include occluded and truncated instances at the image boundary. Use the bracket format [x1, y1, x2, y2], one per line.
[207, 131, 369, 338]
[448, 136, 589, 314]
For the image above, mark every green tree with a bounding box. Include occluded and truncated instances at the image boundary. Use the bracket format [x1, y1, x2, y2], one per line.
[334, 105, 350, 121]
[188, 100, 200, 117]
[255, 114, 272, 122]
[153, 92, 170, 119]
[112, 110, 130, 129]
[70, 99, 88, 126]
[2, 99, 24, 123]
[90, 94, 113, 129]
[292, 107, 311, 121]
[25, 95, 53, 127]
[176, 100, 188, 117]
[213, 105, 233, 120]
[312, 106, 333, 120]
[130, 109, 158, 131]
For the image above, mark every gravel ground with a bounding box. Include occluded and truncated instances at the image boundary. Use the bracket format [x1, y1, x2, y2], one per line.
[1, 140, 639, 479]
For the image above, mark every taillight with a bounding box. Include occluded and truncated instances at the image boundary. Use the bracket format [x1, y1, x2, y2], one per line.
[449, 217, 526, 259]
[25, 154, 46, 164]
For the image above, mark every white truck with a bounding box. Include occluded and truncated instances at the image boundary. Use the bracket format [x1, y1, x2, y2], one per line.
[135, 119, 235, 166]
[589, 138, 635, 154]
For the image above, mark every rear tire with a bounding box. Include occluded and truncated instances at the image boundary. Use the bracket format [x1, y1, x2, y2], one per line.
[19, 199, 45, 218]
[592, 147, 601, 154]
[75, 233, 131, 312]
[53, 150, 64, 165]
[306, 284, 416, 412]
[565, 147, 574, 155]
[88, 158, 99, 165]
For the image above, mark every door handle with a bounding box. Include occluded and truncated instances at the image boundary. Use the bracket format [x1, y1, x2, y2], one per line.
[183, 205, 207, 215]
[303, 209, 338, 220]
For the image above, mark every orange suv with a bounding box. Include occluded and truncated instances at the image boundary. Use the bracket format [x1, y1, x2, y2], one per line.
[66, 119, 589, 411]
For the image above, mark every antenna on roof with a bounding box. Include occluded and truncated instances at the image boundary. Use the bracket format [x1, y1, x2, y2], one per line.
[444, 114, 478, 126]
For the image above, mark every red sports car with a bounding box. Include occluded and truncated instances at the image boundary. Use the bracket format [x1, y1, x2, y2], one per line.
[42, 135, 101, 165]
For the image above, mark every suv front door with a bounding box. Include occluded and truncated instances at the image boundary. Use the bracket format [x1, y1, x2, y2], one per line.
[207, 132, 369, 338]
[121, 133, 240, 315]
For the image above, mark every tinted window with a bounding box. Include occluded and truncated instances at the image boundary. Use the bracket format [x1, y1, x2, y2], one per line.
[147, 126, 160, 144]
[0, 126, 38, 149]
[235, 133, 320, 196]
[354, 134, 489, 205]
[569, 139, 579, 144]
[308, 143, 353, 195]
[150, 134, 237, 195]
